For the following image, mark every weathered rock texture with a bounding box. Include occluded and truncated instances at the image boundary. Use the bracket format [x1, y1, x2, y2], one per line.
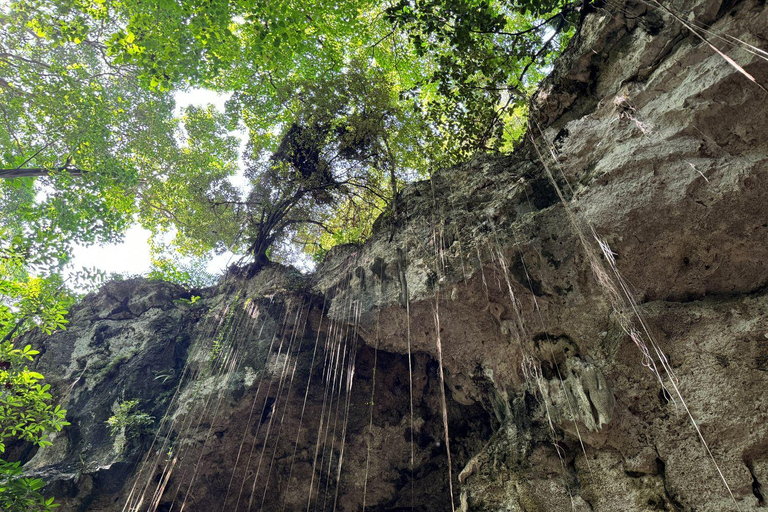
[16, 0, 768, 510]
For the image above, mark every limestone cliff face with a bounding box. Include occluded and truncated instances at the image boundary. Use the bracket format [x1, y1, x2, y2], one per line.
[17, 0, 768, 510]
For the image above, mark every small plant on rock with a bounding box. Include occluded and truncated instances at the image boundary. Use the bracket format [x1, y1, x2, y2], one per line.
[106, 399, 154, 439]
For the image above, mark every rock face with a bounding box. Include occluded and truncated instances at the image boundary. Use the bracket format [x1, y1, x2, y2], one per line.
[17, 0, 768, 510]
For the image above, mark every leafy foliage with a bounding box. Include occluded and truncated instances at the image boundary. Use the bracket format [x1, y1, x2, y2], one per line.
[136, 105, 241, 260]
[148, 257, 216, 289]
[0, 240, 77, 342]
[1, 1, 241, 278]
[0, 243, 74, 509]
[0, 460, 59, 512]
[385, 0, 578, 160]
[0, 341, 68, 511]
[2, 1, 154, 269]
[0, 343, 69, 451]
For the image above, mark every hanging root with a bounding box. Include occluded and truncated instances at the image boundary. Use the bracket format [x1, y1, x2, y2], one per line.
[528, 119, 742, 509]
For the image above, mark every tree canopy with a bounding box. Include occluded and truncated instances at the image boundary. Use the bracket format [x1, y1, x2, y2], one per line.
[2, 0, 578, 274]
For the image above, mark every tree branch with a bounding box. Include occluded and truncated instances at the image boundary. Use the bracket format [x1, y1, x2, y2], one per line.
[0, 315, 27, 344]
[0, 167, 85, 179]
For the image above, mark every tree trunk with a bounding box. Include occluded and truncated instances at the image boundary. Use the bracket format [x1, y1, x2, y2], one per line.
[381, 132, 398, 219]
[0, 168, 84, 179]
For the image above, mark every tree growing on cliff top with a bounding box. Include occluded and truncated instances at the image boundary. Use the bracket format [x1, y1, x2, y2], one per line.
[139, 64, 420, 272]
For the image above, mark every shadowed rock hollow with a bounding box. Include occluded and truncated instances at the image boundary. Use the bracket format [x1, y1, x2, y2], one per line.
[16, 0, 768, 510]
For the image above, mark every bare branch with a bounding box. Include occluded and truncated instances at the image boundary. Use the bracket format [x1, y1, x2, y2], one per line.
[0, 167, 85, 179]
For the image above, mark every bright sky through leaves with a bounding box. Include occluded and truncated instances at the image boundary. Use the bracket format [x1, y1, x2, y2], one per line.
[67, 88, 247, 279]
